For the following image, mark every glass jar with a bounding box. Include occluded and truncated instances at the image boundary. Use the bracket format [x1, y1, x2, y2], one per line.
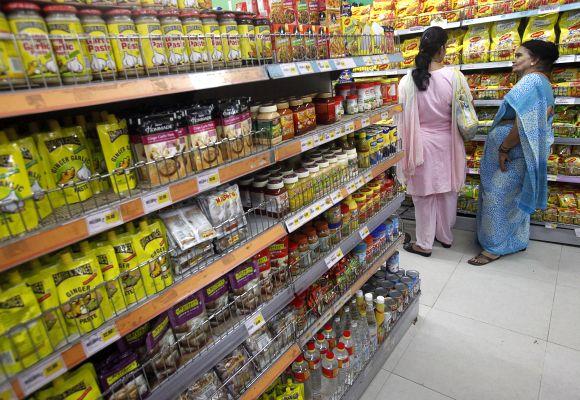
[368, 181, 382, 211]
[218, 13, 241, 66]
[328, 222, 342, 245]
[340, 202, 351, 237]
[373, 82, 383, 108]
[303, 226, 319, 257]
[353, 192, 367, 224]
[346, 94, 358, 115]
[106, 9, 144, 77]
[325, 204, 342, 225]
[356, 132, 370, 169]
[336, 83, 350, 104]
[324, 154, 339, 188]
[251, 176, 268, 212]
[288, 240, 300, 277]
[257, 104, 282, 146]
[304, 163, 321, 200]
[44, 5, 91, 84]
[250, 104, 260, 131]
[254, 16, 272, 60]
[346, 148, 358, 174]
[236, 14, 255, 62]
[281, 165, 294, 177]
[277, 101, 295, 141]
[302, 96, 317, 132]
[356, 83, 366, 113]
[336, 151, 348, 179]
[239, 176, 254, 210]
[284, 173, 301, 212]
[134, 9, 168, 75]
[316, 159, 331, 193]
[314, 93, 336, 125]
[79, 9, 116, 80]
[334, 95, 344, 121]
[344, 195, 359, 231]
[265, 178, 289, 218]
[159, 9, 189, 73]
[315, 220, 330, 253]
[294, 234, 311, 272]
[181, 10, 210, 69]
[295, 167, 314, 206]
[200, 12, 223, 67]
[290, 98, 309, 136]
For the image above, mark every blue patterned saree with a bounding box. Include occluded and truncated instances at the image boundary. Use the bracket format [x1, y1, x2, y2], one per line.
[477, 73, 554, 256]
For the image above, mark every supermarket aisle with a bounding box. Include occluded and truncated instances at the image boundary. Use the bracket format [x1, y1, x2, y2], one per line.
[362, 228, 580, 400]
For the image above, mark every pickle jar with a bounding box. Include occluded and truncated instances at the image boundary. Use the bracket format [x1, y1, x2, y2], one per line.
[106, 9, 144, 77]
[0, 10, 25, 87]
[159, 9, 189, 73]
[200, 12, 223, 67]
[284, 173, 301, 211]
[79, 9, 116, 80]
[177, 0, 198, 9]
[218, 13, 241, 66]
[5, 2, 58, 85]
[254, 16, 271, 60]
[236, 13, 255, 62]
[181, 10, 209, 69]
[134, 9, 168, 75]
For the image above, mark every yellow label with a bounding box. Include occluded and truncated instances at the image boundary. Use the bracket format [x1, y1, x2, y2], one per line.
[183, 21, 208, 64]
[134, 222, 173, 296]
[157, 191, 169, 204]
[135, 20, 167, 70]
[107, 20, 143, 72]
[43, 358, 63, 377]
[202, 22, 223, 63]
[46, 18, 90, 79]
[220, 22, 240, 62]
[238, 23, 256, 60]
[101, 325, 117, 341]
[0, 13, 24, 80]
[255, 24, 272, 59]
[177, 0, 198, 8]
[8, 15, 57, 80]
[82, 20, 116, 74]
[16, 136, 52, 220]
[161, 21, 188, 67]
[110, 234, 146, 305]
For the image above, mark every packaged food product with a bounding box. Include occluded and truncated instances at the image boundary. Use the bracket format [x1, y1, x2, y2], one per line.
[254, 17, 273, 60]
[184, 103, 222, 171]
[143, 314, 179, 386]
[558, 10, 580, 55]
[201, 13, 224, 67]
[160, 204, 216, 252]
[39, 363, 102, 400]
[0, 142, 39, 239]
[203, 276, 232, 335]
[181, 370, 228, 400]
[463, 24, 491, 64]
[218, 13, 241, 65]
[244, 325, 276, 370]
[552, 67, 579, 84]
[98, 352, 149, 400]
[79, 9, 117, 80]
[133, 9, 168, 74]
[523, 13, 558, 43]
[182, 11, 209, 67]
[228, 259, 260, 315]
[214, 347, 256, 397]
[563, 156, 580, 176]
[197, 183, 248, 252]
[395, 0, 421, 18]
[216, 97, 253, 161]
[254, 247, 273, 300]
[257, 104, 283, 145]
[490, 19, 520, 62]
[0, 284, 52, 376]
[0, 10, 25, 86]
[106, 9, 145, 76]
[160, 9, 189, 72]
[401, 37, 420, 67]
[108, 227, 146, 306]
[269, 236, 289, 290]
[444, 29, 465, 65]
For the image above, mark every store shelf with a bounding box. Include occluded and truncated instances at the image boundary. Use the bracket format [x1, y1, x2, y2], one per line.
[555, 97, 580, 105]
[461, 61, 513, 70]
[474, 99, 502, 106]
[548, 175, 580, 184]
[473, 135, 580, 145]
[462, 2, 580, 26]
[352, 68, 410, 77]
[341, 294, 420, 400]
[293, 193, 404, 294]
[395, 22, 461, 36]
[267, 53, 403, 79]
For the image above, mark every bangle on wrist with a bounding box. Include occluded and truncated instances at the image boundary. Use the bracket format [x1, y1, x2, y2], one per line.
[499, 144, 510, 153]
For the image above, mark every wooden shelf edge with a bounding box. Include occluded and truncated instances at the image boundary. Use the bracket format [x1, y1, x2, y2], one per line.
[239, 344, 301, 400]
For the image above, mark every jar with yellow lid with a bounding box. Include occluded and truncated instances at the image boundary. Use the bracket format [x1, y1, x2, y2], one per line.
[324, 154, 339, 188]
[218, 13, 241, 66]
[106, 9, 144, 76]
[316, 159, 331, 194]
[200, 12, 223, 67]
[133, 9, 168, 75]
[79, 9, 116, 80]
[236, 14, 255, 62]
[344, 195, 359, 231]
[177, 0, 198, 9]
[367, 181, 381, 212]
[360, 187, 376, 217]
[181, 10, 209, 69]
[159, 9, 189, 73]
[0, 10, 25, 87]
[277, 101, 295, 141]
[353, 192, 367, 224]
[356, 131, 370, 169]
[5, 2, 58, 85]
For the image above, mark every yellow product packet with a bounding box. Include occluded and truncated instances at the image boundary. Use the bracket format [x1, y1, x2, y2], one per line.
[96, 115, 137, 195]
[523, 13, 558, 43]
[16, 136, 53, 220]
[444, 29, 466, 65]
[0, 283, 52, 376]
[462, 24, 491, 64]
[558, 10, 580, 56]
[52, 252, 113, 337]
[133, 220, 174, 296]
[108, 228, 147, 306]
[490, 20, 520, 62]
[42, 363, 102, 400]
[0, 143, 39, 240]
[80, 241, 128, 315]
[22, 262, 68, 350]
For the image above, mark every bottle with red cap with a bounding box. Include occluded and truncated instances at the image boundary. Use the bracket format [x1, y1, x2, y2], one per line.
[321, 350, 338, 399]
[292, 354, 312, 400]
[335, 341, 351, 392]
[339, 329, 356, 376]
[304, 341, 321, 398]
[322, 323, 336, 350]
[314, 332, 328, 355]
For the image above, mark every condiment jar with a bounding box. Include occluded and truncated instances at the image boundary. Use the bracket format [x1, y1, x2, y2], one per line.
[0, 9, 24, 86]
[344, 195, 359, 231]
[324, 154, 339, 187]
[239, 176, 254, 210]
[314, 93, 336, 125]
[254, 16, 272, 60]
[284, 173, 301, 211]
[177, 0, 197, 9]
[200, 12, 223, 67]
[340, 202, 351, 237]
[236, 14, 255, 62]
[302, 96, 317, 131]
[281, 165, 294, 177]
[250, 104, 260, 130]
[303, 226, 319, 256]
[353, 192, 367, 224]
[361, 187, 375, 217]
[294, 234, 311, 272]
[218, 13, 241, 66]
[257, 104, 282, 146]
[295, 167, 313, 206]
[79, 9, 116, 80]
[304, 163, 321, 199]
[315, 220, 331, 253]
[334, 95, 344, 121]
[181, 10, 210, 69]
[277, 101, 295, 141]
[373, 82, 383, 108]
[317, 159, 331, 192]
[106, 9, 144, 76]
[288, 240, 300, 277]
[336, 83, 350, 103]
[251, 176, 268, 212]
[346, 94, 358, 115]
[265, 178, 289, 218]
[134, 9, 168, 75]
[159, 9, 189, 73]
[290, 98, 309, 136]
[328, 222, 342, 245]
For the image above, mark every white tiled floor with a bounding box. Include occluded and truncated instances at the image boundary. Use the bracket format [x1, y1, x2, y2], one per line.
[362, 229, 580, 400]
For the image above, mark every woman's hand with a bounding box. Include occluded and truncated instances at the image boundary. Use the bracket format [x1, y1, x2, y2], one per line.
[499, 148, 510, 172]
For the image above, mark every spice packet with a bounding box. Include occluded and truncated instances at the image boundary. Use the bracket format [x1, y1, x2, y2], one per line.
[108, 228, 146, 306]
[214, 346, 256, 397]
[144, 314, 179, 387]
[228, 259, 260, 316]
[185, 103, 223, 171]
[98, 352, 149, 400]
[203, 276, 233, 336]
[216, 98, 253, 161]
[180, 370, 228, 400]
[41, 363, 102, 400]
[244, 325, 275, 370]
[160, 204, 216, 251]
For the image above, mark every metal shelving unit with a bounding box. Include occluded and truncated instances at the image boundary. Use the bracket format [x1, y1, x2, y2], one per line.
[472, 135, 580, 145]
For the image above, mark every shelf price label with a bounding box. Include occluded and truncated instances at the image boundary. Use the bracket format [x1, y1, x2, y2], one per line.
[330, 190, 343, 204]
[334, 58, 347, 69]
[371, 55, 382, 65]
[197, 168, 220, 192]
[359, 225, 370, 239]
[344, 122, 355, 134]
[346, 181, 358, 194]
[245, 311, 266, 336]
[317, 60, 332, 71]
[81, 324, 120, 357]
[545, 222, 558, 229]
[537, 4, 560, 13]
[301, 136, 315, 151]
[280, 63, 299, 76]
[296, 61, 314, 74]
[285, 215, 301, 232]
[556, 97, 576, 105]
[364, 171, 373, 183]
[142, 188, 172, 214]
[360, 117, 370, 127]
[18, 354, 67, 396]
[467, 168, 479, 175]
[381, 110, 390, 120]
[0, 383, 15, 400]
[325, 247, 344, 269]
[547, 174, 557, 182]
[86, 206, 123, 235]
[362, 56, 374, 66]
[575, 228, 580, 238]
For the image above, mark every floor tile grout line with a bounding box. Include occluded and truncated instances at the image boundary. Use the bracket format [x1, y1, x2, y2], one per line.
[428, 251, 464, 310]
[390, 372, 458, 400]
[546, 245, 563, 345]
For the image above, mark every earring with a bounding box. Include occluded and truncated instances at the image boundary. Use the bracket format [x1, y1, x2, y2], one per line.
[531, 62, 535, 66]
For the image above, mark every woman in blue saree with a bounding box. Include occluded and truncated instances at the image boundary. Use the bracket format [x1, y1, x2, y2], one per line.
[469, 40, 559, 266]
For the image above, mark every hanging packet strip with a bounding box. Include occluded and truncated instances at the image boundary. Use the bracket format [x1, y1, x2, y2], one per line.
[186, 103, 223, 171]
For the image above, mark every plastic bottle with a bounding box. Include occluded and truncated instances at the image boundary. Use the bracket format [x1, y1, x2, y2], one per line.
[342, 306, 352, 332]
[304, 341, 321, 399]
[356, 290, 366, 318]
[335, 342, 351, 391]
[349, 298, 360, 321]
[315, 332, 328, 355]
[322, 323, 336, 350]
[292, 354, 313, 400]
[349, 320, 364, 371]
[321, 350, 338, 399]
[365, 293, 378, 354]
[340, 330, 356, 377]
[332, 316, 342, 342]
[375, 295, 386, 345]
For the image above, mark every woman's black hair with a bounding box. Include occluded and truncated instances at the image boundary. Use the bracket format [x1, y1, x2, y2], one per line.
[412, 26, 448, 91]
[521, 40, 560, 72]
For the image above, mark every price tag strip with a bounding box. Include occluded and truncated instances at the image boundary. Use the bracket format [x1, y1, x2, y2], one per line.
[361, 117, 370, 127]
[245, 311, 266, 336]
[575, 228, 580, 238]
[330, 189, 343, 204]
[300, 137, 315, 152]
[325, 247, 344, 269]
[545, 222, 558, 229]
[197, 168, 220, 192]
[316, 60, 332, 72]
[344, 122, 355, 134]
[280, 63, 299, 76]
[81, 324, 121, 357]
[142, 188, 172, 214]
[296, 61, 314, 74]
[359, 225, 370, 239]
[547, 174, 557, 182]
[18, 354, 67, 396]
[86, 206, 123, 236]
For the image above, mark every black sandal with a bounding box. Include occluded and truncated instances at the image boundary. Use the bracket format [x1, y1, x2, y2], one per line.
[435, 239, 452, 248]
[404, 243, 432, 257]
[468, 251, 500, 266]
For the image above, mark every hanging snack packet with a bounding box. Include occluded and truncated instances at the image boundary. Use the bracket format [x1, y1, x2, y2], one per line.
[490, 20, 520, 62]
[203, 276, 233, 336]
[168, 291, 212, 365]
[143, 314, 179, 387]
[0, 284, 52, 376]
[181, 370, 228, 400]
[45, 363, 102, 400]
[216, 98, 253, 162]
[400, 37, 420, 68]
[15, 137, 52, 220]
[0, 142, 39, 239]
[160, 204, 216, 251]
[108, 227, 147, 306]
[185, 103, 223, 171]
[558, 11, 580, 56]
[444, 29, 466, 65]
[254, 248, 273, 301]
[463, 24, 491, 64]
[227, 259, 260, 316]
[214, 347, 256, 398]
[523, 13, 558, 43]
[98, 352, 149, 400]
[244, 325, 275, 370]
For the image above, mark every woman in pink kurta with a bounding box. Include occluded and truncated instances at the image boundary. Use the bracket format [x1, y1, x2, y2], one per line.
[397, 27, 468, 257]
